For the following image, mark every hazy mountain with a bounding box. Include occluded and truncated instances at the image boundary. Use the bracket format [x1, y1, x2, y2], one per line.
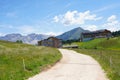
[0, 33, 50, 44]
[0, 27, 89, 44]
[56, 27, 89, 41]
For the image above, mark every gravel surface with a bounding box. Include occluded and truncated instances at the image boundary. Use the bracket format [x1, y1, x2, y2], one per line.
[28, 49, 108, 80]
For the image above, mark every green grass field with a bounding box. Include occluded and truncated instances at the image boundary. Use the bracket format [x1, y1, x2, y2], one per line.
[0, 40, 62, 80]
[72, 37, 120, 80]
[73, 37, 120, 50]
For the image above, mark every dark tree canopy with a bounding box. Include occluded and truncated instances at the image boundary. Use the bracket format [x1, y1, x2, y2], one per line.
[62, 39, 80, 45]
[112, 30, 120, 37]
[16, 40, 23, 43]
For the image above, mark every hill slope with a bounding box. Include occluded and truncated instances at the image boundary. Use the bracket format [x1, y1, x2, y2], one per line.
[56, 27, 89, 41]
[0, 40, 62, 80]
[73, 37, 120, 50]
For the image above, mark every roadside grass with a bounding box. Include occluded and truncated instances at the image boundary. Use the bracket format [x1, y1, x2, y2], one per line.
[71, 37, 120, 80]
[0, 40, 62, 80]
[73, 49, 120, 80]
[73, 38, 106, 49]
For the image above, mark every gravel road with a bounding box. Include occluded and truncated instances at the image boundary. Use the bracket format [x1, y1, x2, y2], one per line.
[28, 49, 108, 80]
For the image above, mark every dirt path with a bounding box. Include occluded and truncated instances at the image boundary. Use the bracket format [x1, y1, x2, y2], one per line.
[28, 49, 108, 80]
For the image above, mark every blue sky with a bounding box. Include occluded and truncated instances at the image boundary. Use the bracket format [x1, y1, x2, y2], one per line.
[0, 0, 120, 36]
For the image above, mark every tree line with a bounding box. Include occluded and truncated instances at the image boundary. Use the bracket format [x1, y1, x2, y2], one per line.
[16, 40, 23, 43]
[62, 39, 80, 45]
[112, 30, 120, 37]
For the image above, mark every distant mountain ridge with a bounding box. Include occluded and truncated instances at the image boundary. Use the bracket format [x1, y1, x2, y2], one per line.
[0, 33, 50, 44]
[56, 27, 89, 41]
[0, 27, 89, 44]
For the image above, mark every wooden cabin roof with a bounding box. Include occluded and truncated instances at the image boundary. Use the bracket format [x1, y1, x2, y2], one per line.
[82, 29, 111, 35]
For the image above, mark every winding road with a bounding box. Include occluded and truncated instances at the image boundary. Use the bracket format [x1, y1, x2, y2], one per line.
[28, 49, 108, 80]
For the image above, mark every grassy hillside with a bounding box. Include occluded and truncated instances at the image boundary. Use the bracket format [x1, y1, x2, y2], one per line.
[73, 37, 120, 50]
[72, 37, 120, 80]
[0, 40, 62, 80]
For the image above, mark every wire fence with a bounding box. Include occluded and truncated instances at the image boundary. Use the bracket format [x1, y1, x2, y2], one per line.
[92, 50, 120, 76]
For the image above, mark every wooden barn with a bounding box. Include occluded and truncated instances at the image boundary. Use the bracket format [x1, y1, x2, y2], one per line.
[38, 37, 62, 48]
[81, 29, 112, 41]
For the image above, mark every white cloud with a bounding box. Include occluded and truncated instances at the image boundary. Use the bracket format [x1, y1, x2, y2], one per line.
[95, 7, 110, 13]
[94, 4, 120, 13]
[18, 25, 39, 34]
[107, 15, 117, 22]
[103, 15, 120, 31]
[0, 33, 2, 36]
[44, 32, 63, 36]
[0, 33, 5, 36]
[53, 10, 102, 26]
[53, 16, 59, 22]
[85, 25, 98, 31]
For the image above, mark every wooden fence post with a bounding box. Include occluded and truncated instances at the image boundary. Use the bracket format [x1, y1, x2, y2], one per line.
[100, 51, 102, 58]
[23, 59, 26, 71]
[110, 56, 112, 67]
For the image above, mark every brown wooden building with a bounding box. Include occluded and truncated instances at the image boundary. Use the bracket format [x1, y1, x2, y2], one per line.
[81, 29, 112, 41]
[38, 37, 62, 48]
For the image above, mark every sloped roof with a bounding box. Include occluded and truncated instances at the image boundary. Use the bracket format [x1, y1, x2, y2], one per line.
[82, 29, 111, 35]
[47, 36, 60, 40]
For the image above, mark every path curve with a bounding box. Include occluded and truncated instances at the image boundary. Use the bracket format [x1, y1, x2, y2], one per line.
[28, 49, 108, 80]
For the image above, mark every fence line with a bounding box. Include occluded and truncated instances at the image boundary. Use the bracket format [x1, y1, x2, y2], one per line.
[93, 51, 115, 68]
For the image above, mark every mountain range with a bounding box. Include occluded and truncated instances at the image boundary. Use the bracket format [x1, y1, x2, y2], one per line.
[0, 27, 89, 44]
[0, 33, 50, 44]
